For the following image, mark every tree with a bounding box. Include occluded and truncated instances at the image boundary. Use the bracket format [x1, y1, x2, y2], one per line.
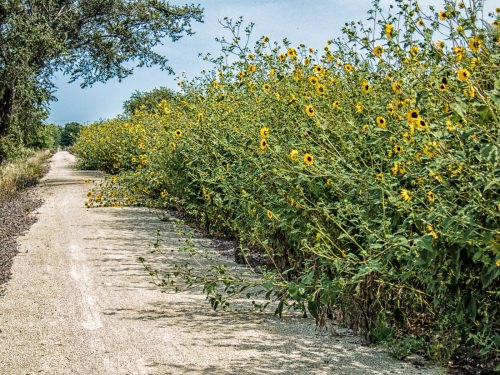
[60, 122, 82, 147]
[0, 0, 203, 162]
[123, 86, 178, 116]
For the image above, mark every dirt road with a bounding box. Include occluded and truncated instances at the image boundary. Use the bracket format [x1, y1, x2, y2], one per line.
[0, 151, 437, 374]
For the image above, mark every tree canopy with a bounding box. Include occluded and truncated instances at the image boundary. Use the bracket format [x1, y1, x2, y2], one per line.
[0, 0, 203, 162]
[123, 86, 178, 116]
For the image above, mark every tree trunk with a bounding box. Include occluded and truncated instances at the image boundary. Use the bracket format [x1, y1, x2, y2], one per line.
[0, 86, 14, 137]
[0, 85, 14, 163]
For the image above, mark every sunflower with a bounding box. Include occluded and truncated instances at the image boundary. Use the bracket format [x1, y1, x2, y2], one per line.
[423, 141, 438, 157]
[453, 46, 465, 60]
[436, 40, 444, 50]
[402, 131, 412, 143]
[305, 105, 315, 117]
[290, 149, 299, 161]
[248, 64, 256, 72]
[362, 81, 371, 93]
[429, 171, 444, 183]
[266, 210, 273, 220]
[287, 47, 297, 58]
[449, 162, 463, 175]
[279, 53, 286, 61]
[438, 83, 448, 92]
[387, 102, 395, 114]
[316, 84, 326, 95]
[400, 189, 411, 202]
[467, 86, 475, 99]
[373, 45, 383, 57]
[410, 45, 419, 55]
[308, 76, 319, 85]
[426, 224, 438, 239]
[314, 65, 323, 74]
[303, 153, 314, 166]
[426, 191, 435, 203]
[263, 36, 270, 43]
[391, 81, 402, 94]
[332, 100, 341, 109]
[407, 109, 419, 122]
[457, 68, 471, 81]
[438, 11, 447, 20]
[385, 23, 393, 39]
[174, 129, 182, 137]
[260, 139, 267, 150]
[391, 162, 399, 175]
[376, 116, 387, 128]
[394, 144, 403, 153]
[260, 127, 269, 137]
[344, 64, 353, 72]
[417, 118, 429, 131]
[248, 53, 255, 60]
[237, 71, 245, 80]
[263, 83, 271, 91]
[468, 37, 482, 53]
[356, 102, 363, 113]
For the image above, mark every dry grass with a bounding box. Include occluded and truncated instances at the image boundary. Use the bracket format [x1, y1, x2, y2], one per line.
[0, 150, 52, 203]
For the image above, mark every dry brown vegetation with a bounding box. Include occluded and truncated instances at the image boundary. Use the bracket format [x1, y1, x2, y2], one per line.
[0, 150, 51, 203]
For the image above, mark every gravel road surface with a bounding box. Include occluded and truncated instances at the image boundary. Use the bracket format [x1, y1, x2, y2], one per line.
[0, 151, 439, 375]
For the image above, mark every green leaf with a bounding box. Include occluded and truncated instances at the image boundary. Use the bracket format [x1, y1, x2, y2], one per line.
[416, 235, 433, 252]
[450, 99, 466, 118]
[480, 144, 498, 163]
[275, 299, 285, 317]
[480, 265, 500, 289]
[494, 78, 500, 91]
[262, 280, 274, 290]
[476, 104, 493, 122]
[307, 301, 319, 320]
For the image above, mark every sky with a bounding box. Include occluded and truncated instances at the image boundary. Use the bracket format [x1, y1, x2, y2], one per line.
[46, 0, 493, 125]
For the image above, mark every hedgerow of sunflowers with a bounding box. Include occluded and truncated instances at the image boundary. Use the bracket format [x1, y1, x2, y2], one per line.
[75, 0, 499, 366]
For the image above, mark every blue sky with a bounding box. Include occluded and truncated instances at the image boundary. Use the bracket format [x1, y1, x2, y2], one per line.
[46, 0, 491, 125]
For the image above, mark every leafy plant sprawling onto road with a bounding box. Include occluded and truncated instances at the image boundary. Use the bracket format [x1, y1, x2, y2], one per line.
[76, 0, 499, 368]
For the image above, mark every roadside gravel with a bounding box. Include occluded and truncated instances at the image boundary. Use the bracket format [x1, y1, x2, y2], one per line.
[0, 190, 43, 291]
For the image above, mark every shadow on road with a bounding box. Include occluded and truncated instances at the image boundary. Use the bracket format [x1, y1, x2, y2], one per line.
[83, 206, 428, 375]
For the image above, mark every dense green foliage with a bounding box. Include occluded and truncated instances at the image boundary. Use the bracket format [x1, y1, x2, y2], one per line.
[76, 0, 499, 368]
[0, 0, 203, 162]
[60, 122, 83, 147]
[123, 87, 179, 116]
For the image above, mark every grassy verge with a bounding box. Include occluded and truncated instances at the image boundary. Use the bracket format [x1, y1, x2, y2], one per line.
[0, 150, 52, 204]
